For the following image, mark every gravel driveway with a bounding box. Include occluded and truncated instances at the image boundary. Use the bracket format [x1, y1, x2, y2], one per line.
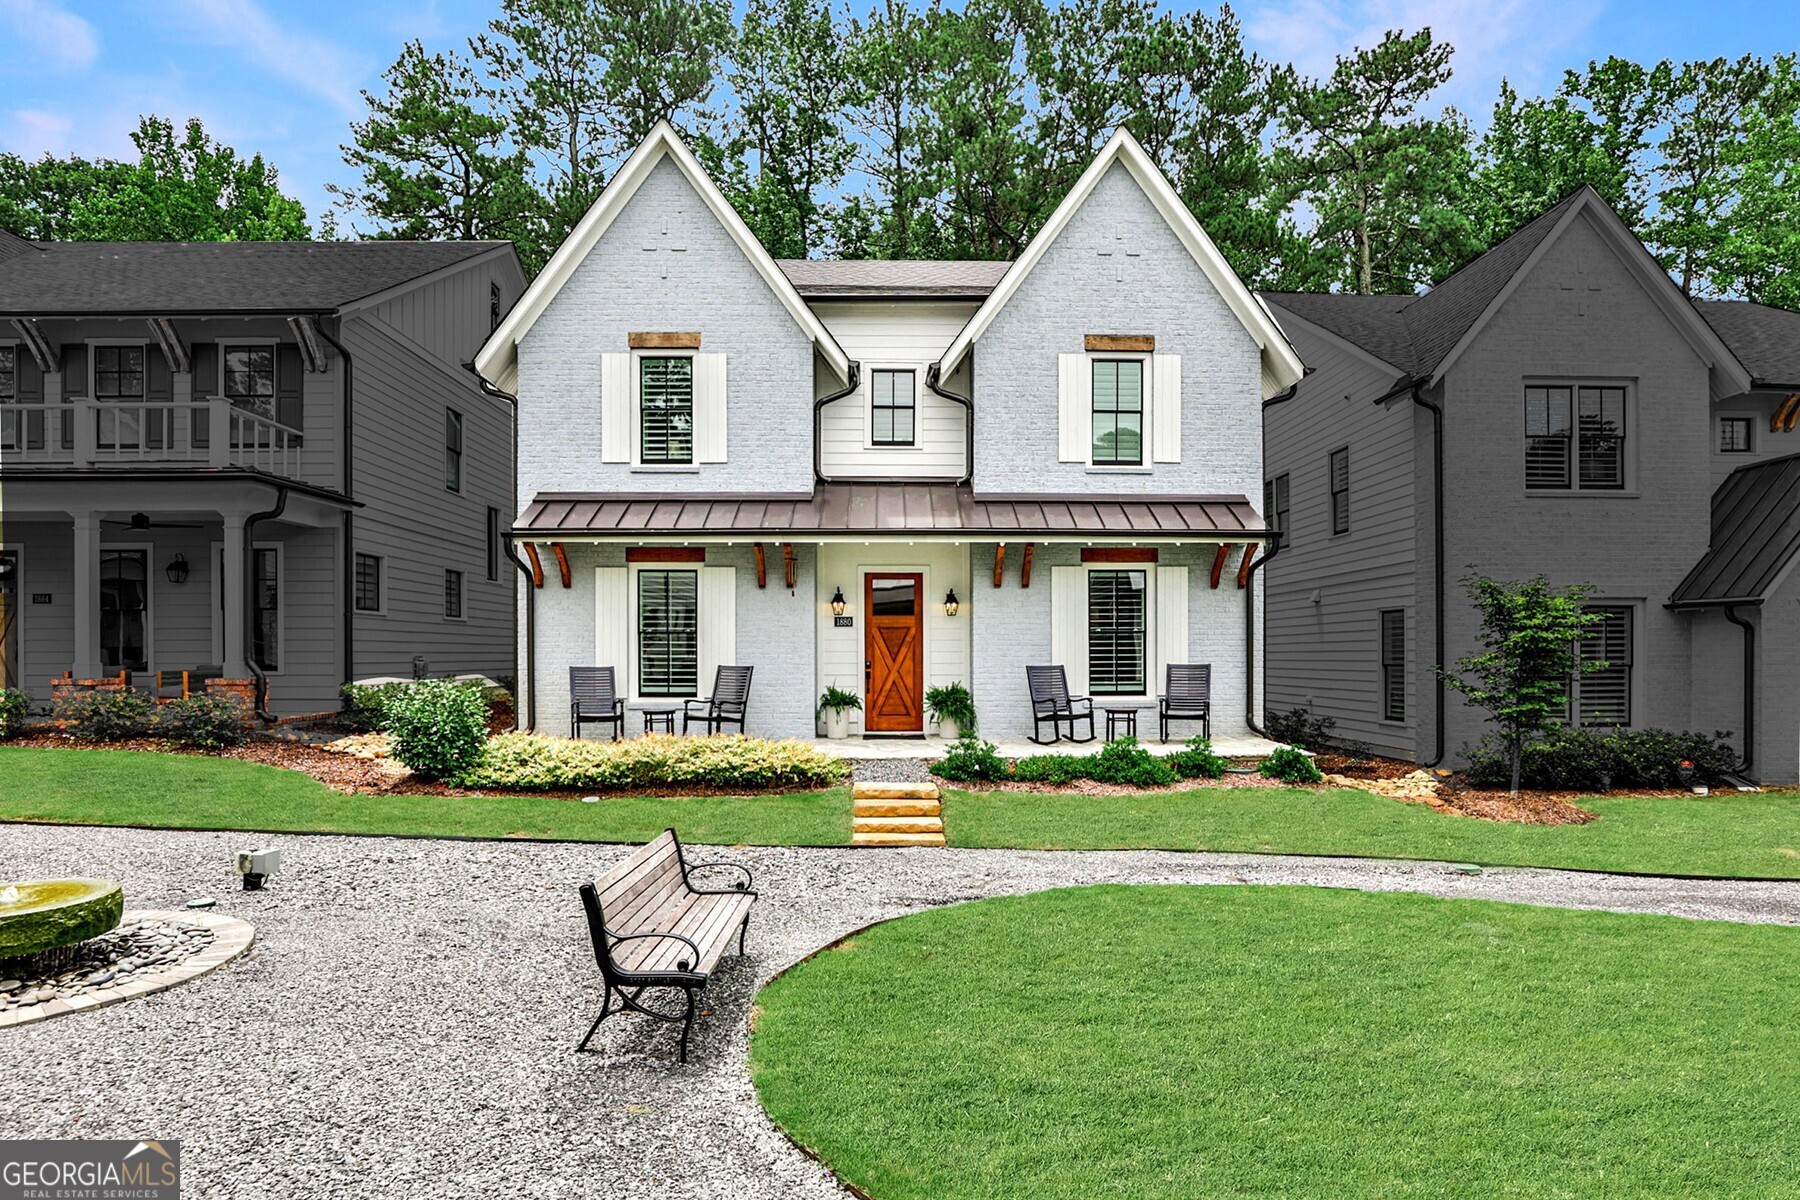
[4, 823, 1798, 1199]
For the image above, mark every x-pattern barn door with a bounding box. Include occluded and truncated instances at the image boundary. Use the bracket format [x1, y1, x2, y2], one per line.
[864, 573, 923, 733]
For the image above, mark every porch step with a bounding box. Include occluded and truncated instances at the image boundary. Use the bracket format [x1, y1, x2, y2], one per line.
[851, 831, 947, 847]
[851, 782, 941, 801]
[852, 815, 943, 835]
[852, 798, 941, 818]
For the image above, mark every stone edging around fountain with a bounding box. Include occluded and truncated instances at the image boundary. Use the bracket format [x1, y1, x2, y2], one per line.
[0, 910, 255, 1029]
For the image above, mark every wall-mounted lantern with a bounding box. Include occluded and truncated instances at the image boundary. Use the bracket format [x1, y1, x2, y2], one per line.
[944, 588, 960, 617]
[830, 586, 848, 617]
[165, 553, 190, 585]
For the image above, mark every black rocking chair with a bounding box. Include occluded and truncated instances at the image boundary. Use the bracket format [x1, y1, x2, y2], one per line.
[1159, 663, 1212, 742]
[683, 665, 753, 735]
[570, 666, 625, 741]
[1026, 664, 1095, 745]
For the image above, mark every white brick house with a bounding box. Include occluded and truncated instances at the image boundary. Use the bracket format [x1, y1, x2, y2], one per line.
[477, 123, 1303, 743]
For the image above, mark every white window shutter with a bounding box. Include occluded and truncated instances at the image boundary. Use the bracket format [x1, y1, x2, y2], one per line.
[697, 566, 737, 696]
[1152, 354, 1181, 463]
[1050, 565, 1089, 697]
[1154, 566, 1189, 697]
[600, 353, 632, 464]
[695, 353, 727, 463]
[594, 567, 629, 680]
[1058, 353, 1090, 462]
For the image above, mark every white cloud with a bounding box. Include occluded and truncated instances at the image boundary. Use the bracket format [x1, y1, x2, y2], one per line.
[0, 0, 100, 71]
[162, 0, 368, 117]
[0, 108, 75, 155]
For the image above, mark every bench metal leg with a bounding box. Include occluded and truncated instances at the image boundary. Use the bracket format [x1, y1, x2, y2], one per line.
[677, 987, 697, 1064]
[577, 985, 616, 1052]
[738, 911, 751, 956]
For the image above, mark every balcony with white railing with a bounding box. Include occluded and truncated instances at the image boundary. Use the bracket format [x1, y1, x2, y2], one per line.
[0, 398, 304, 480]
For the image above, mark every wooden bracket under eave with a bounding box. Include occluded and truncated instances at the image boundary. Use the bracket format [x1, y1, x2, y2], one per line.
[551, 542, 572, 588]
[523, 542, 545, 588]
[753, 543, 767, 588]
[783, 543, 797, 590]
[1236, 544, 1259, 588]
[1777, 393, 1800, 433]
[1210, 543, 1232, 589]
[993, 543, 1006, 587]
[1020, 543, 1035, 589]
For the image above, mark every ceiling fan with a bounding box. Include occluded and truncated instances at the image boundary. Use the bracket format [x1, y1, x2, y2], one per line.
[100, 512, 207, 531]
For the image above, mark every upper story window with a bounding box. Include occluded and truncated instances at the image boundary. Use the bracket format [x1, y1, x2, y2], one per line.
[0, 346, 15, 400]
[640, 356, 694, 464]
[1719, 416, 1753, 453]
[1526, 384, 1626, 490]
[1329, 448, 1350, 535]
[445, 408, 463, 492]
[1088, 569, 1147, 695]
[871, 369, 916, 447]
[94, 346, 144, 400]
[1091, 359, 1143, 466]
[224, 345, 276, 419]
[1264, 474, 1290, 543]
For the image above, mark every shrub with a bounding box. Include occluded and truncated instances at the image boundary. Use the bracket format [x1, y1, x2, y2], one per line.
[1011, 753, 1091, 784]
[932, 735, 1007, 782]
[154, 693, 252, 749]
[924, 682, 977, 733]
[461, 732, 848, 791]
[342, 678, 502, 732]
[1086, 737, 1178, 787]
[0, 688, 28, 739]
[1465, 727, 1740, 791]
[384, 680, 490, 781]
[1165, 735, 1227, 780]
[1262, 745, 1323, 784]
[54, 688, 155, 740]
[1264, 707, 1337, 751]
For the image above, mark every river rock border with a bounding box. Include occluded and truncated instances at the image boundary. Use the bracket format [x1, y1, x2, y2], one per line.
[0, 910, 255, 1029]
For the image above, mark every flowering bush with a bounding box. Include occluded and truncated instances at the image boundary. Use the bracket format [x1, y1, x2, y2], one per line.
[460, 733, 848, 792]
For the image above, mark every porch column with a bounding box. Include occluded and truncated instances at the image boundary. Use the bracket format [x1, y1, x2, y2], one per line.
[222, 511, 247, 677]
[71, 511, 101, 678]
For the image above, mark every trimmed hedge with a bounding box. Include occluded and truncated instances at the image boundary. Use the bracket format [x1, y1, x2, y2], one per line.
[1465, 727, 1741, 791]
[936, 735, 1228, 787]
[460, 732, 850, 792]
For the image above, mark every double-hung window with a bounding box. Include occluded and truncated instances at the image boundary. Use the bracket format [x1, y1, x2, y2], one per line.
[640, 356, 694, 464]
[1380, 610, 1405, 721]
[1574, 605, 1632, 726]
[251, 548, 280, 672]
[223, 345, 276, 419]
[1329, 448, 1350, 534]
[1719, 416, 1753, 453]
[444, 569, 464, 619]
[99, 548, 149, 673]
[1265, 474, 1290, 543]
[637, 569, 699, 696]
[94, 346, 144, 401]
[1526, 385, 1626, 490]
[445, 409, 463, 492]
[1091, 359, 1144, 465]
[354, 553, 383, 613]
[871, 369, 915, 446]
[1087, 569, 1147, 694]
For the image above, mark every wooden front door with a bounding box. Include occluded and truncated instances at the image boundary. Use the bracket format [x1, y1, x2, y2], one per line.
[865, 573, 924, 733]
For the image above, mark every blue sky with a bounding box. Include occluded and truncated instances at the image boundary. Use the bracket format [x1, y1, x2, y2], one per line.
[1, 0, 1794, 228]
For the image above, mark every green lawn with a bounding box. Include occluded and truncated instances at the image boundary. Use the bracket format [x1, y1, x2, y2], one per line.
[752, 885, 1800, 1200]
[0, 748, 851, 846]
[945, 785, 1800, 878]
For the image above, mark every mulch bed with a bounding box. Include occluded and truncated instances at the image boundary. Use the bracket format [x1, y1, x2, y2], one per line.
[1313, 753, 1419, 781]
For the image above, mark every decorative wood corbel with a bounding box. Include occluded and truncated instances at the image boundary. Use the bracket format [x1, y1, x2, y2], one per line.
[753, 543, 767, 588]
[551, 543, 572, 588]
[287, 315, 330, 373]
[523, 542, 545, 588]
[9, 319, 54, 372]
[993, 543, 1005, 587]
[783, 543, 797, 589]
[1020, 543, 1035, 589]
[146, 318, 191, 375]
[1237, 544, 1259, 588]
[1210, 543, 1231, 589]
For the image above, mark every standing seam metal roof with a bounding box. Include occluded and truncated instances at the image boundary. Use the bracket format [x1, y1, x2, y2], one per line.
[1670, 453, 1800, 605]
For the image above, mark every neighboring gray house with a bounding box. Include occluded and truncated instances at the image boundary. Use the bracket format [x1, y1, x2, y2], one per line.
[1259, 186, 1800, 783]
[478, 123, 1305, 742]
[0, 231, 525, 715]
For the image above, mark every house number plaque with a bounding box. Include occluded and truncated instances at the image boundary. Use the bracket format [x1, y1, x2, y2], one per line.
[31, 593, 52, 604]
[834, 616, 853, 628]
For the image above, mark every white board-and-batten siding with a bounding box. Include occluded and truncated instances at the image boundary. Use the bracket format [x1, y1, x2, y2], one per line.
[813, 301, 975, 479]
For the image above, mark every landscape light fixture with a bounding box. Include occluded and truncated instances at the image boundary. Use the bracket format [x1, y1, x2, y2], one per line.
[234, 847, 283, 891]
[165, 553, 189, 585]
[944, 588, 960, 616]
[830, 586, 847, 617]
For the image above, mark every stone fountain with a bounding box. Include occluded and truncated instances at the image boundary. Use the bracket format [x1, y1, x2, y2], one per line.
[0, 879, 124, 969]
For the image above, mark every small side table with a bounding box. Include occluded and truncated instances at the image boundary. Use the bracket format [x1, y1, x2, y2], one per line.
[1102, 707, 1138, 740]
[642, 707, 679, 735]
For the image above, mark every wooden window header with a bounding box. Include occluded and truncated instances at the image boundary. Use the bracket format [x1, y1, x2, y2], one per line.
[626, 547, 706, 563]
[1085, 334, 1155, 353]
[629, 332, 702, 349]
[1081, 547, 1158, 563]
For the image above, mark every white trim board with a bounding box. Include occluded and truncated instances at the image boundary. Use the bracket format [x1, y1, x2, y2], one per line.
[938, 127, 1305, 401]
[473, 121, 852, 393]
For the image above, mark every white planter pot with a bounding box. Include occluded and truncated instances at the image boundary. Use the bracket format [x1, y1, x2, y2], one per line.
[937, 718, 961, 741]
[824, 709, 851, 739]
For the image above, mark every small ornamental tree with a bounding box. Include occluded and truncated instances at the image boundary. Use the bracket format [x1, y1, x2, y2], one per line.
[1443, 574, 1606, 796]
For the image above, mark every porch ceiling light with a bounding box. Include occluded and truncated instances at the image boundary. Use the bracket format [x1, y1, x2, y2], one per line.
[165, 553, 190, 585]
[830, 586, 847, 617]
[944, 588, 960, 617]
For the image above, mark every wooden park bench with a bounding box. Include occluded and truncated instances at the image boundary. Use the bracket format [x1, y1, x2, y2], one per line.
[576, 829, 757, 1063]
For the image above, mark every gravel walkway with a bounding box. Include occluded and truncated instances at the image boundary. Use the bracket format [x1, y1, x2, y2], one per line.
[4, 823, 1798, 1199]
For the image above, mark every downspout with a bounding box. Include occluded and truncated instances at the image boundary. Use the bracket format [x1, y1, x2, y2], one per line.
[1407, 382, 1446, 768]
[811, 361, 863, 485]
[315, 317, 356, 693]
[1247, 376, 1305, 737]
[467, 364, 533, 732]
[1723, 604, 1756, 778]
[925, 362, 975, 486]
[243, 484, 289, 723]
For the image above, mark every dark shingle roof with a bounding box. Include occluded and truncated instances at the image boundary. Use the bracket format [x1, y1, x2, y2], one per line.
[1671, 453, 1800, 606]
[777, 258, 1011, 299]
[1694, 300, 1800, 388]
[1261, 189, 1589, 377]
[0, 239, 510, 315]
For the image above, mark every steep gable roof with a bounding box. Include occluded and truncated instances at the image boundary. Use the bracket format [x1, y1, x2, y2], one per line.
[1694, 300, 1800, 388]
[937, 128, 1305, 400]
[475, 122, 851, 393]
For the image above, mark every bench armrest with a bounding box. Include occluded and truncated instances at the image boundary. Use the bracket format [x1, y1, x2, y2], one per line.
[606, 929, 703, 973]
[685, 861, 755, 894]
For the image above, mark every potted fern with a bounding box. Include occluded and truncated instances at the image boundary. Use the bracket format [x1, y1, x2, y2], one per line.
[817, 685, 862, 739]
[925, 682, 976, 741]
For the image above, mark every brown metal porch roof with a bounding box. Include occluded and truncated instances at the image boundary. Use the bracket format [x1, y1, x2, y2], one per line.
[517, 484, 1266, 538]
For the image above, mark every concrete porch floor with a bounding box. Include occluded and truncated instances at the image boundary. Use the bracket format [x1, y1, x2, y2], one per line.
[802, 733, 1287, 760]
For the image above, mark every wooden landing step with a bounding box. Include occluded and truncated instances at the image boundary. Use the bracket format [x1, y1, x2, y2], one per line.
[852, 781, 946, 847]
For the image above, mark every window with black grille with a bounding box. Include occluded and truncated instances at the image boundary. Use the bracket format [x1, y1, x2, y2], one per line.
[639, 356, 694, 464]
[1265, 474, 1290, 543]
[1329, 448, 1350, 534]
[1575, 605, 1632, 726]
[1087, 569, 1146, 695]
[638, 569, 698, 696]
[871, 369, 916, 446]
[354, 553, 383, 613]
[1526, 385, 1626, 489]
[1380, 609, 1405, 721]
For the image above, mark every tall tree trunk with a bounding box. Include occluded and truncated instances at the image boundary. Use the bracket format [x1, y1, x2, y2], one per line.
[1509, 733, 1523, 797]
